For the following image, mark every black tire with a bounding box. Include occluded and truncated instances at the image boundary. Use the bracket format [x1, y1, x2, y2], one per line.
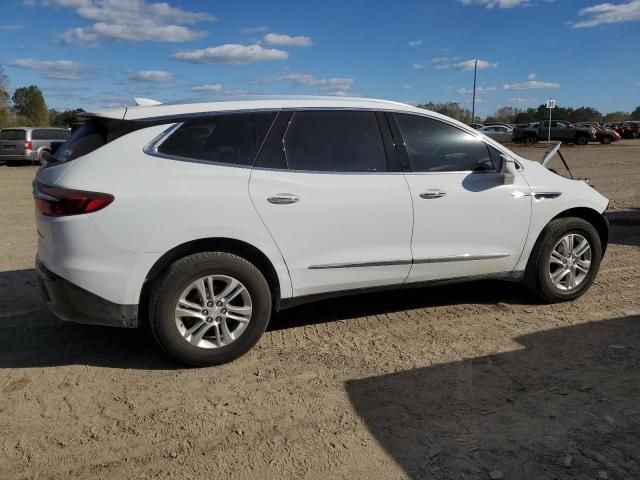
[149, 252, 272, 366]
[524, 136, 538, 145]
[601, 136, 612, 145]
[524, 217, 602, 303]
[575, 135, 589, 145]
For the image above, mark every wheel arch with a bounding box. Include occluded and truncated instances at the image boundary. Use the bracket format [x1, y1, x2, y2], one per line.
[139, 237, 284, 326]
[549, 207, 609, 255]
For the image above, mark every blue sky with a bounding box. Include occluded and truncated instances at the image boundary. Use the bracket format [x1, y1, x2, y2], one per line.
[1, 0, 639, 117]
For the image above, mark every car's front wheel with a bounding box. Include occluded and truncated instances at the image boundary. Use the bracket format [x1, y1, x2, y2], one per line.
[149, 252, 272, 366]
[524, 217, 602, 303]
[601, 136, 612, 145]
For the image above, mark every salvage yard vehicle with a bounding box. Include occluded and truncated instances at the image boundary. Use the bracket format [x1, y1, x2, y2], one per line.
[479, 124, 513, 143]
[34, 96, 610, 366]
[513, 120, 596, 145]
[0, 127, 70, 164]
[574, 123, 621, 144]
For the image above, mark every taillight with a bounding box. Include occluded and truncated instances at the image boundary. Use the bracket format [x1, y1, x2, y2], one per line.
[33, 182, 114, 217]
[25, 140, 33, 151]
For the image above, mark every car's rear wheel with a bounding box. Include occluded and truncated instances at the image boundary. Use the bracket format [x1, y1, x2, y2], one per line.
[149, 252, 272, 366]
[601, 136, 612, 145]
[524, 217, 602, 303]
[524, 136, 538, 145]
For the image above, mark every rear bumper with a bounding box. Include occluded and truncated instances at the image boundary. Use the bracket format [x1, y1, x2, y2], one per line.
[0, 152, 37, 162]
[36, 258, 139, 328]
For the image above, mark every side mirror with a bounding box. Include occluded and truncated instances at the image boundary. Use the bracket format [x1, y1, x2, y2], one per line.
[500, 154, 517, 185]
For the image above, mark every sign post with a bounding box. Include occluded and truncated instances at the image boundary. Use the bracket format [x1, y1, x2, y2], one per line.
[546, 99, 556, 143]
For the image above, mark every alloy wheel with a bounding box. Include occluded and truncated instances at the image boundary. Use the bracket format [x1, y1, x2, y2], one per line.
[174, 275, 252, 349]
[548, 233, 592, 291]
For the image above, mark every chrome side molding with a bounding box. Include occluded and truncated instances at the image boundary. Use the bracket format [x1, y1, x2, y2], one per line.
[533, 192, 562, 201]
[308, 253, 509, 270]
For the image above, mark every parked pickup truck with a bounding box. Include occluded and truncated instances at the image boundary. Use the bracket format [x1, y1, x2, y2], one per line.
[513, 120, 596, 145]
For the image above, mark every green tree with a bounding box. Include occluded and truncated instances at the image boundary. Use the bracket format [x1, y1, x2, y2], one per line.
[631, 105, 640, 120]
[602, 111, 630, 123]
[0, 65, 10, 127]
[417, 101, 472, 123]
[12, 85, 48, 126]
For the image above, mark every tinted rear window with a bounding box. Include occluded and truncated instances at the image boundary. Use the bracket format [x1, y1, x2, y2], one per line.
[0, 130, 26, 141]
[53, 121, 107, 163]
[157, 112, 276, 166]
[51, 119, 151, 163]
[32, 129, 70, 140]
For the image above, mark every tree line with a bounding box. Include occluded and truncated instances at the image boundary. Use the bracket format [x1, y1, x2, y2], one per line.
[0, 65, 84, 129]
[417, 101, 640, 125]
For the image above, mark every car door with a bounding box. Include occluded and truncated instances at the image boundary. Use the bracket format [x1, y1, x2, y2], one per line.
[388, 113, 531, 283]
[249, 110, 413, 297]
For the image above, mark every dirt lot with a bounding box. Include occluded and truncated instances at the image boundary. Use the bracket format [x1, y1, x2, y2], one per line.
[1, 141, 639, 480]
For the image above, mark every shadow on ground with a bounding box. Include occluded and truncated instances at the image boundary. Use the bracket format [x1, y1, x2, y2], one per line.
[609, 209, 640, 248]
[346, 315, 640, 479]
[0, 269, 175, 370]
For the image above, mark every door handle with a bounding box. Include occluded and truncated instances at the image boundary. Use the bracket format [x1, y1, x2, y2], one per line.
[267, 193, 300, 205]
[419, 190, 446, 199]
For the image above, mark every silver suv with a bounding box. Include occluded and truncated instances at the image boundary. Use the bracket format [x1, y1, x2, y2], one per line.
[0, 127, 70, 164]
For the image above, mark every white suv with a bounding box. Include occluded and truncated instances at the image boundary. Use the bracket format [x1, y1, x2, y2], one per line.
[34, 96, 609, 366]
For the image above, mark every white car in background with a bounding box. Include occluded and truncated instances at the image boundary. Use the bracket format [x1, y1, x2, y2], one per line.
[479, 124, 513, 143]
[34, 96, 609, 366]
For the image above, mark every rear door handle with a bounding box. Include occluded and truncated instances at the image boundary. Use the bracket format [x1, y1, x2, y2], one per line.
[419, 190, 446, 199]
[267, 193, 300, 205]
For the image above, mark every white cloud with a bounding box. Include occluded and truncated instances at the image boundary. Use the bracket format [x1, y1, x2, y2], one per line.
[459, 0, 531, 8]
[191, 83, 223, 92]
[504, 78, 560, 89]
[128, 70, 174, 83]
[509, 97, 538, 105]
[572, 1, 640, 28]
[435, 64, 450, 70]
[408, 39, 423, 47]
[457, 86, 497, 94]
[412, 63, 424, 69]
[452, 59, 497, 70]
[0, 24, 22, 31]
[275, 72, 355, 94]
[9, 58, 94, 80]
[173, 44, 288, 64]
[402, 84, 412, 90]
[241, 26, 268, 34]
[527, 73, 536, 80]
[263, 33, 313, 47]
[45, 0, 215, 44]
[431, 57, 449, 63]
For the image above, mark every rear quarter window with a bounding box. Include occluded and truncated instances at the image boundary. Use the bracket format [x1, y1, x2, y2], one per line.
[156, 112, 277, 166]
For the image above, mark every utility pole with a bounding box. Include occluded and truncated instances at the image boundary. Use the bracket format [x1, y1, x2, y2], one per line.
[471, 59, 478, 124]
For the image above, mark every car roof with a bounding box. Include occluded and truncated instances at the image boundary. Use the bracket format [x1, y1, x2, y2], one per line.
[84, 95, 443, 122]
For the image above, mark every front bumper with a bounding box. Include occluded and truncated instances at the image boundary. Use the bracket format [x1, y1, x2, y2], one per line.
[36, 259, 139, 328]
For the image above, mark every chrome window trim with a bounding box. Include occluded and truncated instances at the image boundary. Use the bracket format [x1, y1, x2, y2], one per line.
[308, 253, 510, 270]
[142, 108, 524, 174]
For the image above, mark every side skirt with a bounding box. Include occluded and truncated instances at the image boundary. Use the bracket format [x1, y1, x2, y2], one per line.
[278, 271, 525, 311]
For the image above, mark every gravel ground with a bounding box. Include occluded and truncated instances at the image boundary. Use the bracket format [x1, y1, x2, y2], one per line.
[0, 140, 638, 480]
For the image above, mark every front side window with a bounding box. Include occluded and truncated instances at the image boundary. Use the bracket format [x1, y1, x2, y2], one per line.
[283, 111, 387, 172]
[394, 114, 494, 172]
[158, 112, 276, 166]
